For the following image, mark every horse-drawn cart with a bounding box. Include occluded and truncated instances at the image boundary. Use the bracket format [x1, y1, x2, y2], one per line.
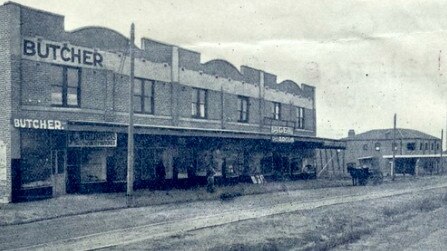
[347, 166, 383, 186]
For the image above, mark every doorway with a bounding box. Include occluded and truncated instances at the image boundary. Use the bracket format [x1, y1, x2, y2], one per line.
[66, 150, 81, 193]
[51, 150, 66, 196]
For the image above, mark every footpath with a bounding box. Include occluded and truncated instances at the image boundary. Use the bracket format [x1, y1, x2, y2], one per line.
[0, 175, 439, 227]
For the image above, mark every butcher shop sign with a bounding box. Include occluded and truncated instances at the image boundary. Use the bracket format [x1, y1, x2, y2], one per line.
[22, 37, 104, 68]
[13, 118, 66, 130]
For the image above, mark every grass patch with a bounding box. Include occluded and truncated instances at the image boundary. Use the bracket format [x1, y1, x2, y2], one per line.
[382, 202, 412, 218]
[417, 198, 441, 212]
[382, 194, 445, 218]
[442, 193, 447, 204]
[303, 228, 372, 251]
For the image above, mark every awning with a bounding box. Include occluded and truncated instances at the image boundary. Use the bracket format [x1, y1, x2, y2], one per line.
[358, 156, 376, 160]
[66, 120, 345, 149]
[382, 154, 445, 159]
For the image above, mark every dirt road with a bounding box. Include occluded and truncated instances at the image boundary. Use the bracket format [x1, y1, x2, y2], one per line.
[1, 176, 447, 250]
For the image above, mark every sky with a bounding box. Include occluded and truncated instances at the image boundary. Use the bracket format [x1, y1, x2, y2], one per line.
[3, 0, 447, 140]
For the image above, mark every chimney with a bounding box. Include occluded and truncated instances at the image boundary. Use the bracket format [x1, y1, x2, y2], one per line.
[348, 129, 355, 138]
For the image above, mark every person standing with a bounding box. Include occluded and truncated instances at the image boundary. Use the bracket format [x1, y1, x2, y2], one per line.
[206, 151, 216, 193]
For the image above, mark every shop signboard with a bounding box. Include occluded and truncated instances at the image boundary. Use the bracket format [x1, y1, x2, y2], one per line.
[22, 37, 104, 68]
[68, 132, 117, 147]
[272, 136, 295, 143]
[13, 118, 66, 130]
[271, 126, 294, 135]
[271, 126, 294, 143]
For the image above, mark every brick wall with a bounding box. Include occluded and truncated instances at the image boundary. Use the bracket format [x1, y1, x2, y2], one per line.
[0, 4, 21, 203]
[20, 5, 65, 41]
[344, 138, 442, 175]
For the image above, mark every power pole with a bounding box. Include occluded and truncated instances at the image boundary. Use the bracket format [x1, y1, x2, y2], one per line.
[392, 114, 396, 181]
[441, 129, 444, 174]
[127, 23, 135, 204]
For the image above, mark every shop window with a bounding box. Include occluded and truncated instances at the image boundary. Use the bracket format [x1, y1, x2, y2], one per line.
[20, 131, 52, 189]
[80, 149, 107, 183]
[273, 102, 281, 120]
[134, 78, 154, 114]
[407, 142, 416, 151]
[375, 142, 381, 151]
[237, 96, 249, 122]
[296, 106, 305, 129]
[135, 147, 163, 181]
[51, 66, 80, 107]
[191, 88, 207, 118]
[362, 144, 368, 151]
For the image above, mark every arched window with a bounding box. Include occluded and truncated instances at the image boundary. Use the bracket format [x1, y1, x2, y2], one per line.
[362, 144, 368, 151]
[375, 142, 381, 151]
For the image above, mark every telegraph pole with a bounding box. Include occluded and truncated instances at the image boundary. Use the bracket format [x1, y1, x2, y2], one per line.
[441, 129, 444, 174]
[127, 23, 135, 204]
[392, 114, 396, 181]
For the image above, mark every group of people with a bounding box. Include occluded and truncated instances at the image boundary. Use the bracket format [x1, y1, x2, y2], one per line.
[154, 150, 222, 193]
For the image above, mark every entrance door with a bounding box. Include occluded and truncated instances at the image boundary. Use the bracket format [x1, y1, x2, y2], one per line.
[66, 150, 81, 193]
[52, 150, 67, 196]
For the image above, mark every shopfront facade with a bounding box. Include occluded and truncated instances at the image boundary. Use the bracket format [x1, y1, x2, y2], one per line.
[0, 2, 343, 203]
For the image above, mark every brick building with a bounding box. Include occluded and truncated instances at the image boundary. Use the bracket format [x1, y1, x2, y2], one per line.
[0, 2, 343, 203]
[342, 129, 442, 176]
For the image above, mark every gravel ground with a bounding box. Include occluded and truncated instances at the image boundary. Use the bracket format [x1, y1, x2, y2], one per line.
[112, 184, 447, 250]
[2, 175, 446, 250]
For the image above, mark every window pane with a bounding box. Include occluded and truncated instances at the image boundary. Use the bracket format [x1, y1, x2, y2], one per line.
[134, 79, 142, 95]
[237, 98, 242, 112]
[67, 87, 78, 106]
[143, 97, 152, 113]
[51, 86, 63, 105]
[67, 68, 79, 87]
[199, 104, 205, 117]
[273, 103, 280, 120]
[134, 97, 142, 112]
[191, 103, 197, 116]
[242, 111, 247, 121]
[144, 81, 153, 97]
[191, 89, 198, 101]
[242, 99, 247, 112]
[199, 90, 206, 103]
[48, 65, 63, 85]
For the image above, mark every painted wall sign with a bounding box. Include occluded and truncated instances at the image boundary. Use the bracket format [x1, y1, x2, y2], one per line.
[13, 118, 66, 130]
[271, 126, 294, 135]
[22, 37, 104, 68]
[272, 136, 295, 143]
[68, 132, 117, 147]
